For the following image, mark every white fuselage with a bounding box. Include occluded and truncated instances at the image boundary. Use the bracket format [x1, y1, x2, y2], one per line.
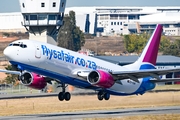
[4, 39, 144, 95]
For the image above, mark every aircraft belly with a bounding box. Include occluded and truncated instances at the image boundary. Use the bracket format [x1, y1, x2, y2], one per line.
[109, 79, 142, 94]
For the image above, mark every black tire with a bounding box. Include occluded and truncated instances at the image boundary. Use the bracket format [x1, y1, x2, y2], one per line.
[104, 93, 110, 100]
[97, 91, 103, 101]
[58, 92, 64, 101]
[64, 92, 71, 101]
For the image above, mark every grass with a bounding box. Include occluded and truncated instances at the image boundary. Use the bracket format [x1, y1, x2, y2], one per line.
[0, 92, 180, 116]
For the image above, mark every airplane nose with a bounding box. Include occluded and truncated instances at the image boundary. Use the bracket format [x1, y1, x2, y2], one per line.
[3, 47, 12, 59]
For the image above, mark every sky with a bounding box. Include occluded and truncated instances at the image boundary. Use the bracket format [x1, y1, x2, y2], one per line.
[0, 0, 180, 13]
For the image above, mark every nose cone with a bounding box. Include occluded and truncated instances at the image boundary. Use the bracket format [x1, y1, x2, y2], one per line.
[3, 47, 12, 60]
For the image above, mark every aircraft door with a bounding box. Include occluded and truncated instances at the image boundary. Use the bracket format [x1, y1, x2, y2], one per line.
[34, 44, 41, 59]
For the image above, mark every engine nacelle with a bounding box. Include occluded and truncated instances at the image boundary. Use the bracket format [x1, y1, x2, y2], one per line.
[19, 72, 47, 90]
[87, 70, 115, 88]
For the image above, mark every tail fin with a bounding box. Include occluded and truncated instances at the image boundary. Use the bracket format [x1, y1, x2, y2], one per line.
[137, 24, 162, 65]
[125, 24, 163, 69]
[137, 24, 163, 65]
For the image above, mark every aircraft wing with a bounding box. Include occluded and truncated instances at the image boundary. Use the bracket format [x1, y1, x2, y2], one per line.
[0, 69, 21, 75]
[111, 68, 180, 83]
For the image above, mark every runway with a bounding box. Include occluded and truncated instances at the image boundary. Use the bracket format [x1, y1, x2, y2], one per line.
[0, 106, 180, 120]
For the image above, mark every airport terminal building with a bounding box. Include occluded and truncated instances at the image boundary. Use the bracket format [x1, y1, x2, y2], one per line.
[65, 7, 180, 36]
[0, 6, 180, 36]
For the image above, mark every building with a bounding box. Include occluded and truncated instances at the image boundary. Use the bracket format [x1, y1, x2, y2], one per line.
[0, 12, 25, 33]
[1, 6, 180, 36]
[65, 7, 180, 36]
[19, 0, 66, 45]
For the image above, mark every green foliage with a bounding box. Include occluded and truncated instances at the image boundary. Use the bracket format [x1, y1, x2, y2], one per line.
[159, 36, 171, 52]
[123, 33, 148, 54]
[57, 11, 85, 51]
[123, 32, 180, 57]
[2, 32, 10, 37]
[5, 65, 18, 84]
[163, 39, 180, 56]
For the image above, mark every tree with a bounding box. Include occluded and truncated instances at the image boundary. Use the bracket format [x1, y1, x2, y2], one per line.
[57, 11, 85, 51]
[162, 39, 180, 56]
[5, 65, 18, 84]
[123, 33, 179, 56]
[159, 36, 171, 52]
[58, 16, 73, 50]
[123, 33, 147, 54]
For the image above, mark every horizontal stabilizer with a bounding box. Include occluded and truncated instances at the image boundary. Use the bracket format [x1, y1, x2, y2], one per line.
[112, 68, 180, 81]
[150, 78, 180, 83]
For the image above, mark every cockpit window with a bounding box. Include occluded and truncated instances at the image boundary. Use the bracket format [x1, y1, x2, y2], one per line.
[9, 43, 13, 46]
[20, 44, 27, 48]
[13, 44, 20, 46]
[8, 43, 27, 48]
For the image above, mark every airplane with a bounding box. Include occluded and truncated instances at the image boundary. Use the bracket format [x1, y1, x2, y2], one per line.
[1, 24, 180, 101]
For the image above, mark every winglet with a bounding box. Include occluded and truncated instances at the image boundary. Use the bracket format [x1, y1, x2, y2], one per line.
[137, 24, 163, 65]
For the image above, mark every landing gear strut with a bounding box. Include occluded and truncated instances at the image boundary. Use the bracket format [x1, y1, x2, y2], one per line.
[58, 83, 71, 101]
[97, 91, 110, 101]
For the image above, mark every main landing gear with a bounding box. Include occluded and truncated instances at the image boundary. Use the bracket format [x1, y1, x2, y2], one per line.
[58, 83, 71, 101]
[97, 91, 110, 101]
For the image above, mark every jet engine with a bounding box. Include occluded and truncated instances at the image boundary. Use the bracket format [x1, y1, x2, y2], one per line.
[87, 70, 115, 88]
[19, 72, 47, 90]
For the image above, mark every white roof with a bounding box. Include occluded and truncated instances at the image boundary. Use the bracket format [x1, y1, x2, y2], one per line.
[140, 12, 180, 22]
[65, 6, 180, 15]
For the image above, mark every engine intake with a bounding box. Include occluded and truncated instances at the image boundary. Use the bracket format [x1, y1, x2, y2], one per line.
[87, 70, 115, 88]
[19, 72, 47, 90]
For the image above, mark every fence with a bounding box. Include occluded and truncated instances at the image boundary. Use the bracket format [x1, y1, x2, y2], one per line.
[0, 83, 40, 95]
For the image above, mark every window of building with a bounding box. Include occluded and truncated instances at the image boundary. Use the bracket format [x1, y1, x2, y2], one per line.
[110, 14, 118, 20]
[57, 15, 61, 20]
[49, 15, 56, 20]
[41, 3, 45, 7]
[128, 15, 137, 20]
[53, 2, 56, 7]
[62, 2, 64, 7]
[117, 22, 119, 25]
[114, 22, 116, 25]
[25, 15, 29, 20]
[111, 22, 113, 25]
[30, 15, 37, 20]
[22, 3, 25, 8]
[38, 14, 47, 20]
[119, 15, 127, 20]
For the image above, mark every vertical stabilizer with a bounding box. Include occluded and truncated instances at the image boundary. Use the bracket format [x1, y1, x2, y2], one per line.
[124, 24, 163, 70]
[137, 24, 163, 65]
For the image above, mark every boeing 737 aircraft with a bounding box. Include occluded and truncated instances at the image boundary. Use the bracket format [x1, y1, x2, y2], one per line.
[1, 24, 180, 101]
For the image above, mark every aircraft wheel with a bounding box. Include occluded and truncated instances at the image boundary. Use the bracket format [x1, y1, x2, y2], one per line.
[97, 91, 103, 101]
[58, 92, 64, 101]
[104, 93, 110, 100]
[64, 92, 71, 101]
